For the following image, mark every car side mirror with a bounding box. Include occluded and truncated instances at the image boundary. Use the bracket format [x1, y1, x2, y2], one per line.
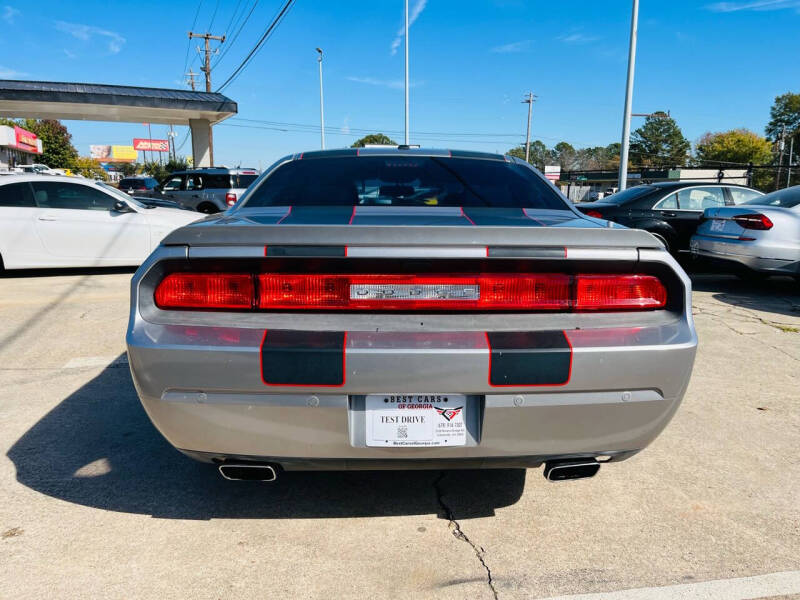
[112, 199, 134, 213]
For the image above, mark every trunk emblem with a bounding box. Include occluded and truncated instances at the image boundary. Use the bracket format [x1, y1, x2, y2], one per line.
[349, 284, 480, 301]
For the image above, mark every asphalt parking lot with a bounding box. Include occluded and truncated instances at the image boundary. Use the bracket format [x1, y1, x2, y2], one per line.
[1, 268, 799, 599]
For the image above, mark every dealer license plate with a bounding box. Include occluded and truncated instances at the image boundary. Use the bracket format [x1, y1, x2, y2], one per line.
[365, 394, 467, 447]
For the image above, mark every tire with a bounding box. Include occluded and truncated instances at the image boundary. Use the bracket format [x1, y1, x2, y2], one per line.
[197, 202, 220, 214]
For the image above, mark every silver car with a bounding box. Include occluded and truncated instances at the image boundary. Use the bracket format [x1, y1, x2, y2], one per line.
[127, 148, 697, 483]
[156, 167, 260, 213]
[690, 185, 800, 280]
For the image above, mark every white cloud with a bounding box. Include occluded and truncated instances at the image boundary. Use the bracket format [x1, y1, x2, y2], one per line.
[347, 76, 421, 90]
[63, 48, 77, 59]
[706, 0, 800, 11]
[2, 5, 19, 23]
[55, 20, 126, 54]
[557, 32, 600, 44]
[0, 65, 26, 77]
[490, 39, 533, 53]
[341, 115, 351, 135]
[390, 0, 427, 56]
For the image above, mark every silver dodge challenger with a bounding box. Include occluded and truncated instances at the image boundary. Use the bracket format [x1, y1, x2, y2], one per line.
[127, 148, 697, 482]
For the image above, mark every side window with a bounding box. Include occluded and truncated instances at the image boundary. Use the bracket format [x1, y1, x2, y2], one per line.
[204, 174, 231, 189]
[162, 176, 183, 191]
[0, 182, 36, 207]
[186, 175, 204, 190]
[32, 182, 115, 211]
[654, 193, 677, 210]
[728, 188, 762, 205]
[677, 187, 725, 211]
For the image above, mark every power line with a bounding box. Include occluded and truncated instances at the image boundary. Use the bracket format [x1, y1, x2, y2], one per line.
[207, 0, 221, 32]
[212, 0, 259, 69]
[215, 0, 295, 93]
[182, 0, 204, 76]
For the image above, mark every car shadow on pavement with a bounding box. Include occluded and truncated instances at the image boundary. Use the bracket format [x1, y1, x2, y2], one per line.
[0, 266, 137, 279]
[690, 273, 800, 318]
[7, 356, 525, 521]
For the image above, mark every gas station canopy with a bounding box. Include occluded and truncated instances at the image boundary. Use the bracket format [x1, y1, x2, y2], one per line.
[0, 80, 238, 166]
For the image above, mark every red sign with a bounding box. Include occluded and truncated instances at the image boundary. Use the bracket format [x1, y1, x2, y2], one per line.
[14, 126, 40, 153]
[133, 138, 169, 152]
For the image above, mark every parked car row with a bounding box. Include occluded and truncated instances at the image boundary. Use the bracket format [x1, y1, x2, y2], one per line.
[575, 182, 799, 281]
[118, 167, 260, 213]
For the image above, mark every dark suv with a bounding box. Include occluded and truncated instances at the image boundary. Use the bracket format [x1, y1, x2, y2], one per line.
[575, 181, 763, 253]
[118, 177, 160, 195]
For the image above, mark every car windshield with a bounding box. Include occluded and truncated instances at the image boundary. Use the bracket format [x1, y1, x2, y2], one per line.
[743, 186, 800, 208]
[597, 185, 655, 205]
[241, 156, 569, 209]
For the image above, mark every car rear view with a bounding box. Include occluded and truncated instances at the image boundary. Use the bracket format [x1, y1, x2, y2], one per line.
[127, 148, 697, 482]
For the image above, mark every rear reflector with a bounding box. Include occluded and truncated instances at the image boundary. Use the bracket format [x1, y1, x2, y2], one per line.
[155, 273, 254, 309]
[585, 210, 604, 219]
[154, 273, 667, 311]
[733, 213, 773, 230]
[225, 193, 237, 207]
[575, 275, 666, 310]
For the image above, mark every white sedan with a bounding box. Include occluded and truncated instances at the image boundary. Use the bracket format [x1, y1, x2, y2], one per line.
[0, 175, 202, 270]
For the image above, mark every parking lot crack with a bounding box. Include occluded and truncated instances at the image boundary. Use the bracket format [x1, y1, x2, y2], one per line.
[434, 472, 499, 600]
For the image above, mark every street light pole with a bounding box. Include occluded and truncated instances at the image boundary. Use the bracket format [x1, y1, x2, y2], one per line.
[404, 0, 409, 145]
[316, 47, 325, 150]
[618, 0, 639, 191]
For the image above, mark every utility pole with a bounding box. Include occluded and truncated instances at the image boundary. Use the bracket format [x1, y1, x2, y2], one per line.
[787, 134, 794, 188]
[185, 69, 198, 91]
[522, 92, 537, 163]
[776, 124, 786, 191]
[316, 48, 325, 149]
[188, 31, 225, 166]
[618, 0, 639, 191]
[404, 0, 409, 145]
[167, 125, 177, 161]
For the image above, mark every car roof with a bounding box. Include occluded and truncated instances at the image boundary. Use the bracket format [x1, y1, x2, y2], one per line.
[647, 181, 753, 189]
[292, 147, 507, 161]
[0, 174, 94, 184]
[172, 167, 260, 174]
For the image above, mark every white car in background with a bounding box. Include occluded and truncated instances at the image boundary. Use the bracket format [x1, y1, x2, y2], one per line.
[0, 175, 202, 270]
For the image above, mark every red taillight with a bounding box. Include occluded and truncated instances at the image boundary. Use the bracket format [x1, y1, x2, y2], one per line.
[733, 213, 772, 230]
[225, 193, 237, 207]
[257, 274, 572, 311]
[154, 272, 667, 311]
[575, 275, 666, 310]
[585, 210, 604, 219]
[154, 273, 254, 309]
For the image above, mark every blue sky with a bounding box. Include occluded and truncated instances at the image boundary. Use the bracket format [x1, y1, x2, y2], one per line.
[2, 0, 799, 167]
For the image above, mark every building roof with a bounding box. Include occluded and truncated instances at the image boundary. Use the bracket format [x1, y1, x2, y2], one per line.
[0, 80, 237, 125]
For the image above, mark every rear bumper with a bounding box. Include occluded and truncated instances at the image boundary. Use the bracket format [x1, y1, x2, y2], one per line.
[690, 236, 800, 275]
[127, 320, 696, 467]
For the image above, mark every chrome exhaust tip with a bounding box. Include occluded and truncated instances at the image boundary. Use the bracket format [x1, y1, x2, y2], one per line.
[543, 459, 600, 482]
[218, 463, 278, 482]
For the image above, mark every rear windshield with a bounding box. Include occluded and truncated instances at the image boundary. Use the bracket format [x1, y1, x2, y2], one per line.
[242, 157, 568, 209]
[599, 185, 655, 205]
[743, 186, 800, 208]
[233, 174, 258, 188]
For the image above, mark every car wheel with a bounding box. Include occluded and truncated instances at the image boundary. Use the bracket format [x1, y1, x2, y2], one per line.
[197, 203, 220, 214]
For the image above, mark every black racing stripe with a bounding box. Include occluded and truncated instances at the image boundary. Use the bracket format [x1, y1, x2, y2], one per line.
[487, 331, 571, 386]
[460, 207, 543, 227]
[266, 246, 346, 257]
[278, 205, 354, 225]
[488, 246, 566, 258]
[261, 330, 346, 386]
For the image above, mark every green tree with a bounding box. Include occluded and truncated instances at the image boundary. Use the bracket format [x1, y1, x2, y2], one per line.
[351, 133, 397, 148]
[553, 141, 576, 170]
[21, 119, 78, 169]
[695, 129, 772, 166]
[507, 140, 552, 171]
[765, 92, 800, 144]
[73, 156, 108, 180]
[630, 113, 690, 167]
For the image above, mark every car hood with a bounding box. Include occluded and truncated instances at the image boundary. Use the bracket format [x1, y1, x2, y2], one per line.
[162, 205, 657, 249]
[144, 206, 204, 225]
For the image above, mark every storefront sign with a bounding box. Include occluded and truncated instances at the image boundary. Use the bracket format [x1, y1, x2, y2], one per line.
[133, 138, 169, 152]
[13, 126, 41, 154]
